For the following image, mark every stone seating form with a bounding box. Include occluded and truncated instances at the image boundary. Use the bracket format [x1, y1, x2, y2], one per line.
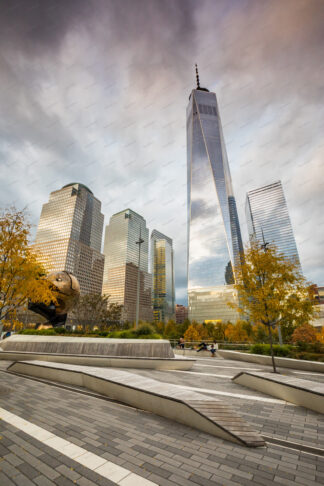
[8, 360, 265, 448]
[232, 371, 324, 414]
[0, 335, 195, 370]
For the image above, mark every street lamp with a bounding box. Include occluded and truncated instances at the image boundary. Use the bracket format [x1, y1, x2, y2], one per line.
[135, 227, 144, 329]
[260, 228, 283, 346]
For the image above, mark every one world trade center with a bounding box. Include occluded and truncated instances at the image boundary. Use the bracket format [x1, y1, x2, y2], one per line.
[187, 67, 243, 322]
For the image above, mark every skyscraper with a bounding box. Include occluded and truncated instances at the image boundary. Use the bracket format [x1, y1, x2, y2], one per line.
[246, 180, 302, 269]
[150, 229, 175, 323]
[187, 67, 243, 322]
[34, 183, 105, 294]
[102, 209, 153, 323]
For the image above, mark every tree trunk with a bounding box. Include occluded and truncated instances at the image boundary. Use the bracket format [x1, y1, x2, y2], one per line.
[268, 324, 277, 373]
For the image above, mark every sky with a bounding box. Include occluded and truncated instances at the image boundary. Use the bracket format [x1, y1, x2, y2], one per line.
[0, 0, 323, 305]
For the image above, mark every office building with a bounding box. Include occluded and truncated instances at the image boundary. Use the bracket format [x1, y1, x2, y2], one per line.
[175, 304, 188, 324]
[34, 183, 105, 294]
[102, 209, 153, 322]
[187, 67, 243, 322]
[150, 230, 175, 323]
[312, 285, 324, 328]
[246, 181, 302, 270]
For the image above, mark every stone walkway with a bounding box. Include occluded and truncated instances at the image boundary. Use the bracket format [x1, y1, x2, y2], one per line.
[0, 357, 324, 485]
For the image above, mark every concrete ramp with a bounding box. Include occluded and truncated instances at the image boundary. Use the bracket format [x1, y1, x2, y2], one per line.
[9, 361, 265, 448]
[233, 371, 324, 414]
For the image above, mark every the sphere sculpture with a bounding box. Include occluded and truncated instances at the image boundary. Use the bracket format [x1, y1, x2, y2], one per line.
[28, 271, 80, 329]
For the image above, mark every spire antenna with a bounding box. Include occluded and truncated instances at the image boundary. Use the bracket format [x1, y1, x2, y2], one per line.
[195, 63, 200, 89]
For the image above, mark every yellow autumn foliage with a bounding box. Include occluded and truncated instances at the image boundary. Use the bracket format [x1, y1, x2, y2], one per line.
[0, 208, 57, 323]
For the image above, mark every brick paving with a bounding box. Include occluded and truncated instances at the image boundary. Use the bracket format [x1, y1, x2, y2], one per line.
[0, 358, 324, 485]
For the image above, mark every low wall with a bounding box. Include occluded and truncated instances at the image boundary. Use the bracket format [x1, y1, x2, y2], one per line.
[233, 371, 324, 414]
[0, 350, 194, 370]
[217, 350, 324, 372]
[174, 349, 213, 357]
[0, 335, 174, 358]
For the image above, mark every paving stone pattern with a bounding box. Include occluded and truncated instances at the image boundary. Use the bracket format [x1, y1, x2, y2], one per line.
[133, 359, 324, 450]
[1, 357, 324, 485]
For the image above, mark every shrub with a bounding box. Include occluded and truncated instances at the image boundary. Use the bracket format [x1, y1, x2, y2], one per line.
[294, 352, 324, 362]
[250, 343, 292, 357]
[54, 327, 66, 334]
[20, 328, 56, 335]
[133, 323, 155, 336]
[272, 344, 291, 357]
[250, 343, 268, 355]
[218, 344, 251, 351]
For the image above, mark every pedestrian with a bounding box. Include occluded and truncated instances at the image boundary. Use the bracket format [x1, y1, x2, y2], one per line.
[197, 341, 208, 352]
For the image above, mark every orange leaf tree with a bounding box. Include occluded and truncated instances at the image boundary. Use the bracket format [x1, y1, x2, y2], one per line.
[291, 323, 318, 344]
[0, 208, 57, 328]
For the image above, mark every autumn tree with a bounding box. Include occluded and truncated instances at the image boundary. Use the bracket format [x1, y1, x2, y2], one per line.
[225, 321, 250, 342]
[291, 323, 318, 344]
[231, 240, 318, 372]
[0, 208, 57, 329]
[164, 319, 179, 339]
[71, 293, 123, 331]
[213, 321, 227, 341]
[184, 324, 201, 343]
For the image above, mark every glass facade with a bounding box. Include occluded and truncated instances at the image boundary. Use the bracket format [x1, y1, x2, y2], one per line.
[102, 209, 153, 323]
[246, 181, 302, 270]
[188, 286, 240, 323]
[187, 86, 243, 322]
[150, 230, 175, 323]
[34, 183, 105, 294]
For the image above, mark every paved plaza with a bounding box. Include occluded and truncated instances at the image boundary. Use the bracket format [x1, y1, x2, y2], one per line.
[0, 356, 324, 485]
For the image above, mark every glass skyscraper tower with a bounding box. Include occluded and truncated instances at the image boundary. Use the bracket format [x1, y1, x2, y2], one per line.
[102, 209, 153, 323]
[187, 68, 243, 322]
[34, 183, 105, 294]
[150, 230, 175, 323]
[246, 181, 302, 270]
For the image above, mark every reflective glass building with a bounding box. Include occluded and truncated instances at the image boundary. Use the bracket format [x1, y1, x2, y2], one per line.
[150, 230, 175, 323]
[246, 181, 302, 270]
[102, 209, 153, 323]
[187, 72, 243, 322]
[34, 183, 105, 294]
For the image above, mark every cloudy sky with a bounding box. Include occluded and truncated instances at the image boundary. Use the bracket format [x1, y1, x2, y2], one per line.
[1, 0, 323, 304]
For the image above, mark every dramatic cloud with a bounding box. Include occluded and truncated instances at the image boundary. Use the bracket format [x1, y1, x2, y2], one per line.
[1, 0, 323, 303]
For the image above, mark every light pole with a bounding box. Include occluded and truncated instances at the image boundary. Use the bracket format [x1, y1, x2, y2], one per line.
[135, 227, 144, 329]
[260, 228, 283, 347]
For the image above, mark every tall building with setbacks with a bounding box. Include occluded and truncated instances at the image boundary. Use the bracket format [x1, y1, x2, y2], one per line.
[34, 183, 105, 295]
[187, 68, 244, 323]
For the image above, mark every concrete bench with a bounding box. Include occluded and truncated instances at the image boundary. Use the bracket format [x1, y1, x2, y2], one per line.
[0, 351, 195, 370]
[8, 360, 265, 448]
[0, 335, 196, 370]
[217, 349, 324, 373]
[232, 371, 324, 414]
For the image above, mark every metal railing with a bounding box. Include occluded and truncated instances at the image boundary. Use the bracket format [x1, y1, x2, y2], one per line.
[169, 339, 253, 349]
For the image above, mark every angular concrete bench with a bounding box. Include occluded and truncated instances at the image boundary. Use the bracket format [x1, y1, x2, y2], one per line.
[232, 371, 324, 414]
[0, 351, 194, 370]
[8, 360, 265, 448]
[218, 349, 324, 373]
